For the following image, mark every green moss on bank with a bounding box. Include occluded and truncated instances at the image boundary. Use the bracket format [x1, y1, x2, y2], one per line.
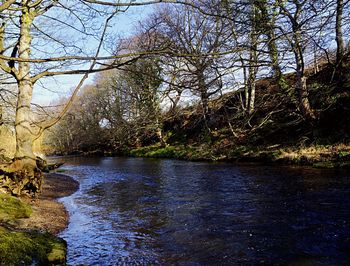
[0, 227, 66, 266]
[0, 193, 66, 265]
[130, 144, 187, 159]
[129, 142, 350, 168]
[0, 193, 32, 223]
[130, 144, 214, 160]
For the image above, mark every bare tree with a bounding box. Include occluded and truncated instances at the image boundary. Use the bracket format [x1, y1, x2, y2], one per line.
[277, 0, 322, 122]
[0, 0, 173, 194]
[150, 3, 232, 131]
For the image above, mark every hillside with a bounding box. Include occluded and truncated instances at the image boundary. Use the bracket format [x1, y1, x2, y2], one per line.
[129, 57, 350, 168]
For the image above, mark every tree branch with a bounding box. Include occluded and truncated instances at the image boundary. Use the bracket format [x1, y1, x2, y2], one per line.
[34, 8, 120, 139]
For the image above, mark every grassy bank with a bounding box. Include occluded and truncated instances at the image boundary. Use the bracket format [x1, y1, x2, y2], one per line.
[127, 58, 350, 167]
[0, 189, 67, 265]
[44, 55, 350, 166]
[129, 142, 350, 168]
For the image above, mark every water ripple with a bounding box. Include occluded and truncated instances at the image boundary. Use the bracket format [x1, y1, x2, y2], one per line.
[57, 157, 350, 265]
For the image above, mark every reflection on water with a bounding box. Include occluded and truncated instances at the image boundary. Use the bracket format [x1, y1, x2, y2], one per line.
[57, 157, 350, 265]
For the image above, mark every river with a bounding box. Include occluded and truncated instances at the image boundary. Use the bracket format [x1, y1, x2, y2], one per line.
[55, 157, 350, 265]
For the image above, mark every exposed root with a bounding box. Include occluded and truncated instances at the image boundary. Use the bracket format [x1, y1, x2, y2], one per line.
[0, 158, 45, 196]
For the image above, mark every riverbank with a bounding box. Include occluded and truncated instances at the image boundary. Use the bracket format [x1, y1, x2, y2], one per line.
[0, 173, 79, 265]
[45, 56, 350, 168]
[129, 142, 350, 168]
[19, 173, 79, 234]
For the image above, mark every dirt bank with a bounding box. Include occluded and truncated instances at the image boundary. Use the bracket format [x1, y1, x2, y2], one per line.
[19, 173, 79, 235]
[0, 173, 79, 265]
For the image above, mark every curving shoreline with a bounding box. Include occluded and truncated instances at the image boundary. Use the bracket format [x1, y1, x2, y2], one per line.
[19, 173, 79, 235]
[0, 173, 79, 265]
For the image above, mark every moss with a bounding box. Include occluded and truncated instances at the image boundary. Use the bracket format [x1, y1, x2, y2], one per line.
[0, 193, 32, 223]
[46, 241, 67, 264]
[0, 194, 66, 265]
[0, 227, 34, 265]
[338, 151, 350, 158]
[55, 169, 66, 173]
[0, 226, 66, 266]
[129, 143, 162, 157]
[130, 144, 213, 160]
[131, 144, 188, 159]
[146, 145, 187, 159]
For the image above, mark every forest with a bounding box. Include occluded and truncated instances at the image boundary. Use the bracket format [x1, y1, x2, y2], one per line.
[0, 0, 350, 195]
[0, 1, 350, 265]
[45, 0, 350, 165]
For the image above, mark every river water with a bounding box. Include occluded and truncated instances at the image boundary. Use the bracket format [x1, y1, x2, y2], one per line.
[56, 157, 350, 265]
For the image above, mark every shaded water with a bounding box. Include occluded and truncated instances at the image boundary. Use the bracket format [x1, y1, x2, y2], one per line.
[57, 157, 350, 265]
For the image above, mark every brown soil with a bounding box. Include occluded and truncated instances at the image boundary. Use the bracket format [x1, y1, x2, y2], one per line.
[18, 173, 79, 235]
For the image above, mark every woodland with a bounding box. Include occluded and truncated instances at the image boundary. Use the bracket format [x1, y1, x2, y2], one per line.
[0, 0, 349, 194]
[0, 1, 349, 264]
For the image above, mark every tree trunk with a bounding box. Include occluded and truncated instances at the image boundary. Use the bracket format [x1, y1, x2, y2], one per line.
[201, 92, 209, 117]
[200, 90, 211, 133]
[292, 21, 315, 123]
[155, 119, 167, 147]
[267, 31, 283, 81]
[335, 0, 344, 67]
[197, 71, 211, 131]
[295, 48, 315, 122]
[247, 59, 256, 115]
[247, 3, 258, 115]
[239, 55, 248, 111]
[15, 5, 35, 161]
[257, 0, 287, 90]
[0, 4, 43, 196]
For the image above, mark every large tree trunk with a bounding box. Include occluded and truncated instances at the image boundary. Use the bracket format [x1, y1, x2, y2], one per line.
[15, 4, 35, 161]
[0, 5, 43, 196]
[15, 79, 35, 160]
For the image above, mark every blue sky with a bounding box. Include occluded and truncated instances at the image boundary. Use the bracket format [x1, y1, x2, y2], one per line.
[32, 4, 154, 106]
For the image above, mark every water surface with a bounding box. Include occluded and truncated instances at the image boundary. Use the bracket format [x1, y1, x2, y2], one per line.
[57, 157, 350, 265]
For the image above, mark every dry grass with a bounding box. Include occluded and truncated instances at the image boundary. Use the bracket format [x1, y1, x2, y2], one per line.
[277, 144, 350, 162]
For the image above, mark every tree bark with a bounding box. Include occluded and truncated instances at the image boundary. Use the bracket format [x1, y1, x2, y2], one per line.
[335, 0, 344, 67]
[294, 39, 315, 122]
[0, 3, 43, 196]
[257, 0, 286, 89]
[247, 2, 258, 115]
[288, 5, 316, 123]
[15, 5, 35, 161]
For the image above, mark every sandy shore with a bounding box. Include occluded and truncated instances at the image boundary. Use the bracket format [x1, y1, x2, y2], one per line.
[19, 173, 79, 235]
